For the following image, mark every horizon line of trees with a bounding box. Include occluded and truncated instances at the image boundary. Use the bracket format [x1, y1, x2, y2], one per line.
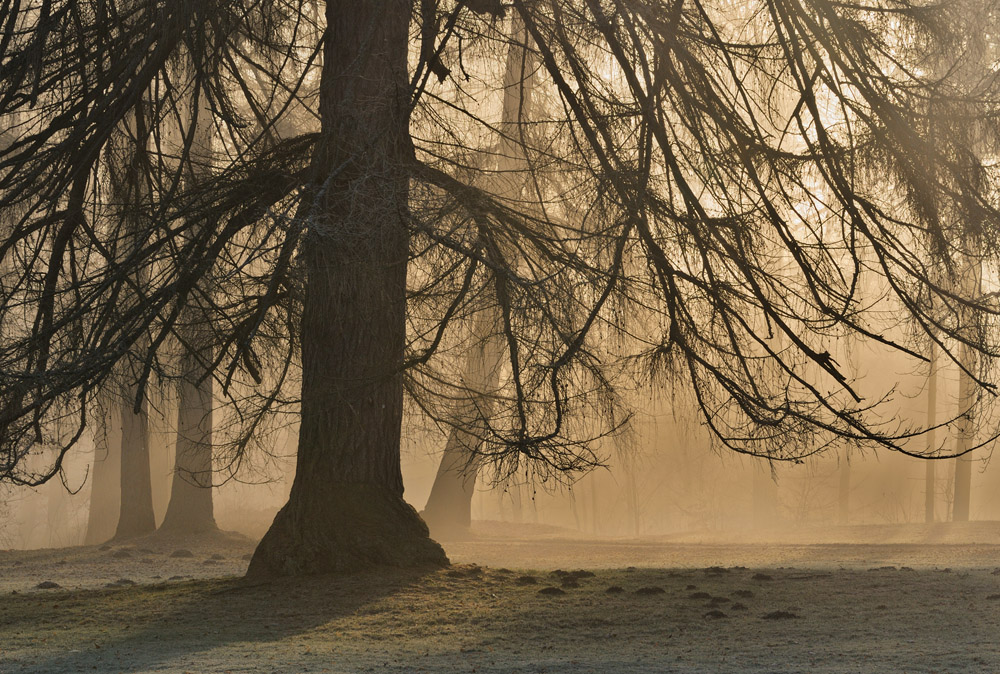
[1, 0, 1000, 574]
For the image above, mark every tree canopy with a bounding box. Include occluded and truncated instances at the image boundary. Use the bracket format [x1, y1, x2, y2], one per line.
[2, 0, 999, 494]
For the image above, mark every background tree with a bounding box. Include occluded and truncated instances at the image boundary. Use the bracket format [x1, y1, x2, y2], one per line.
[109, 104, 157, 541]
[420, 12, 537, 538]
[159, 54, 220, 535]
[2, 0, 1000, 574]
[83, 404, 121, 544]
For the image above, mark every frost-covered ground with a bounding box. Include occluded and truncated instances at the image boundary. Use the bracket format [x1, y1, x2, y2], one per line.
[2, 523, 999, 673]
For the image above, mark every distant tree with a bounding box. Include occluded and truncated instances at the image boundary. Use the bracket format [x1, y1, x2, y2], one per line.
[420, 12, 537, 539]
[108, 105, 158, 541]
[159, 56, 219, 535]
[2, 1, 1000, 574]
[83, 404, 121, 544]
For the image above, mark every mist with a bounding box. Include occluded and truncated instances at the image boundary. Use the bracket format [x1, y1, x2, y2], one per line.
[4, 0, 1000, 672]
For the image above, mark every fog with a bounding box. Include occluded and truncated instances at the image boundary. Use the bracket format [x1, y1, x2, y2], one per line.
[5, 0, 1000, 671]
[6, 333, 998, 550]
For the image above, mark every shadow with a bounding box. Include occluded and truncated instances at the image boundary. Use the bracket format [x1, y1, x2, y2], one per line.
[6, 560, 1000, 672]
[7, 565, 438, 673]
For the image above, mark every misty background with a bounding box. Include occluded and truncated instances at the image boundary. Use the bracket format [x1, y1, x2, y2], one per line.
[8, 335, 997, 550]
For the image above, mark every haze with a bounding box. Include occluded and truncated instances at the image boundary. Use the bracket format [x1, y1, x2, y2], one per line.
[2, 0, 1000, 672]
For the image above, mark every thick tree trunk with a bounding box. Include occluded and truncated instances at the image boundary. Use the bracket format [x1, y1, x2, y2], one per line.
[248, 0, 446, 577]
[84, 408, 122, 545]
[114, 389, 156, 539]
[421, 430, 485, 537]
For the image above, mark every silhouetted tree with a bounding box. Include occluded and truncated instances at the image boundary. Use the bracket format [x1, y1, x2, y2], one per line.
[420, 12, 536, 539]
[159, 55, 219, 535]
[2, 0, 1000, 574]
[109, 105, 157, 541]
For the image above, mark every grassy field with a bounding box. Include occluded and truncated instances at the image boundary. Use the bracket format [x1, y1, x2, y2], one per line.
[2, 526, 1000, 672]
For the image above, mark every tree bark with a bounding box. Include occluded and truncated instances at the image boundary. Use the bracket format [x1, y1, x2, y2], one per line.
[247, 0, 446, 577]
[114, 388, 156, 539]
[84, 408, 122, 544]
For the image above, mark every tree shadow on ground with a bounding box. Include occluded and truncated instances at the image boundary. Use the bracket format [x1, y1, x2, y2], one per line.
[3, 565, 438, 672]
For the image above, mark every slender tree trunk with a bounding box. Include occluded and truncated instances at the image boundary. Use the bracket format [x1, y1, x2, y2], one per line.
[837, 452, 850, 525]
[84, 407, 122, 544]
[589, 473, 599, 534]
[511, 482, 524, 523]
[114, 388, 156, 539]
[248, 0, 446, 577]
[950, 7, 987, 524]
[837, 340, 862, 526]
[925, 341, 938, 523]
[623, 449, 641, 536]
[569, 486, 581, 532]
[112, 105, 156, 541]
[420, 15, 535, 537]
[952, 344, 975, 521]
[952, 256, 980, 523]
[159, 76, 216, 535]
[752, 461, 776, 528]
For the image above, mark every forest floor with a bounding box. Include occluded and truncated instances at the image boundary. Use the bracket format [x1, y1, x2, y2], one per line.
[2, 522, 1000, 673]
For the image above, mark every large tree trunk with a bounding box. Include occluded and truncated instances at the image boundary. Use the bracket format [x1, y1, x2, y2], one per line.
[421, 316, 503, 538]
[421, 433, 484, 538]
[420, 15, 535, 538]
[248, 0, 446, 577]
[84, 408, 122, 544]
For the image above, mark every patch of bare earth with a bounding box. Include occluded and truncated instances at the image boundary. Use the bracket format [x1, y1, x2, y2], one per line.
[1, 524, 999, 672]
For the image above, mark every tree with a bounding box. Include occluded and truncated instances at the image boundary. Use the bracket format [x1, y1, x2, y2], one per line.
[159, 61, 219, 535]
[952, 258, 981, 521]
[2, 1, 1000, 576]
[247, 0, 449, 575]
[420, 12, 536, 538]
[110, 106, 158, 541]
[83, 405, 122, 544]
[924, 334, 940, 523]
